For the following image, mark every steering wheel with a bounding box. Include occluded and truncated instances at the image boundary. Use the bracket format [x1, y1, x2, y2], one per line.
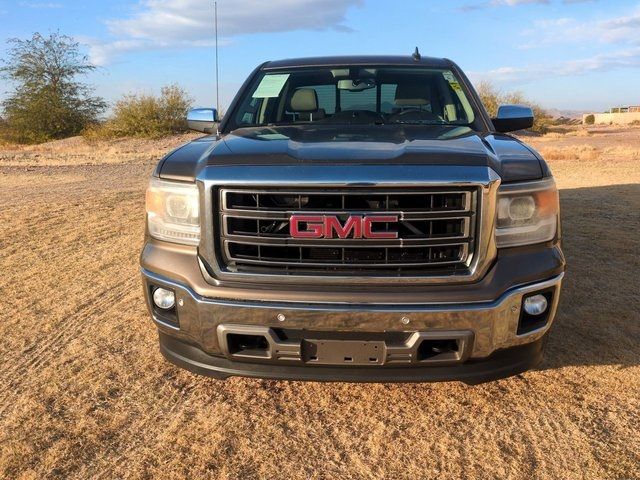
[387, 108, 443, 123]
[321, 109, 385, 124]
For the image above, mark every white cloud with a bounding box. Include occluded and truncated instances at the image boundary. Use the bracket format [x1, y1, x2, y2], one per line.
[90, 0, 362, 65]
[471, 6, 640, 86]
[19, 2, 63, 8]
[86, 39, 151, 67]
[494, 0, 549, 5]
[519, 8, 640, 48]
[460, 0, 594, 11]
[471, 47, 640, 84]
[85, 37, 232, 67]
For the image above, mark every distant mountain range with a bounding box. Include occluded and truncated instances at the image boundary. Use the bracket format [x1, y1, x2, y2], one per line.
[545, 108, 590, 119]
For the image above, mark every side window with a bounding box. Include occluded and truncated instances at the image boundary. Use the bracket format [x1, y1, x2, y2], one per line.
[311, 85, 336, 114]
[340, 88, 376, 111]
[380, 84, 397, 113]
[235, 96, 262, 126]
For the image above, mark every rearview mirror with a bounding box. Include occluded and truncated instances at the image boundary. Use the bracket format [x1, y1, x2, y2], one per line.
[337, 79, 376, 92]
[187, 108, 218, 134]
[491, 105, 534, 133]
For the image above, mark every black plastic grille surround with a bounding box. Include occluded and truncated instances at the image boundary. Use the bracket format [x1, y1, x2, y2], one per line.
[215, 187, 478, 275]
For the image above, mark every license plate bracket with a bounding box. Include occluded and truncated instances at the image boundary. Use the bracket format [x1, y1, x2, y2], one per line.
[302, 339, 385, 365]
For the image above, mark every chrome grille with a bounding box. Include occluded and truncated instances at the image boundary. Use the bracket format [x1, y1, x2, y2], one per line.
[216, 188, 478, 275]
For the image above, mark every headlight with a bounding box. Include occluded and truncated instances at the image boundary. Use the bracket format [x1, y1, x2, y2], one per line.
[495, 178, 559, 248]
[146, 177, 200, 245]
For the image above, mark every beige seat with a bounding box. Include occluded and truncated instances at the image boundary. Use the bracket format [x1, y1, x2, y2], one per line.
[394, 83, 432, 108]
[288, 88, 325, 121]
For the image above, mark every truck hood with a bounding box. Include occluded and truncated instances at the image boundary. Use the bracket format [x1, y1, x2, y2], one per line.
[158, 124, 545, 182]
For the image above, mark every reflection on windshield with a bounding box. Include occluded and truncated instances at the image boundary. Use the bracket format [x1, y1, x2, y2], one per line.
[237, 124, 475, 145]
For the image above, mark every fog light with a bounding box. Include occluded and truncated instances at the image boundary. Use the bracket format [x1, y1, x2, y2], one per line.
[153, 287, 175, 310]
[523, 294, 548, 316]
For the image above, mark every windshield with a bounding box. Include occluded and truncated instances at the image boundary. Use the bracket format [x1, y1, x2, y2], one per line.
[228, 66, 480, 131]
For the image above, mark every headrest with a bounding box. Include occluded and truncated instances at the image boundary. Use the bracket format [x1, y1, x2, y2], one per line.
[394, 83, 431, 106]
[289, 88, 318, 112]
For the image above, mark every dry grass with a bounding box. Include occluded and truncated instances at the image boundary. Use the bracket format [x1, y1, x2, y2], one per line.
[539, 145, 600, 161]
[541, 128, 591, 139]
[0, 126, 639, 479]
[0, 133, 200, 167]
[528, 124, 640, 163]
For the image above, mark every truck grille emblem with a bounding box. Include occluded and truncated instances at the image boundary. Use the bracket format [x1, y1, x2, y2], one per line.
[290, 215, 399, 239]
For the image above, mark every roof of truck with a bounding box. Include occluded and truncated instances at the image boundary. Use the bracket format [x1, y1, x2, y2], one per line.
[263, 55, 452, 70]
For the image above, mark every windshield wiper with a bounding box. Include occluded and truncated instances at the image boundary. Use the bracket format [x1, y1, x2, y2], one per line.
[387, 120, 447, 126]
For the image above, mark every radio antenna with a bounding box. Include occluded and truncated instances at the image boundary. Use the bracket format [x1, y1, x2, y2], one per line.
[214, 1, 219, 109]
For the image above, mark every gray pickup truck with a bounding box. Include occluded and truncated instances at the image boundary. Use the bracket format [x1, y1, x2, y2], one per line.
[140, 53, 564, 384]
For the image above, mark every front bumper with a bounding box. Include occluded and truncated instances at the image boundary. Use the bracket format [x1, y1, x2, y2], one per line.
[141, 266, 563, 383]
[158, 331, 548, 384]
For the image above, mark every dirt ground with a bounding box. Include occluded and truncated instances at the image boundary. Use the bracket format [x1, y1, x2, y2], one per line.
[1, 126, 638, 479]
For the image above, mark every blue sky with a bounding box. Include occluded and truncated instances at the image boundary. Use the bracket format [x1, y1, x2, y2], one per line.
[1, 0, 639, 113]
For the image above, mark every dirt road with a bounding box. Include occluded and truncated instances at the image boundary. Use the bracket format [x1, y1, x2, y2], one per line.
[1, 127, 638, 479]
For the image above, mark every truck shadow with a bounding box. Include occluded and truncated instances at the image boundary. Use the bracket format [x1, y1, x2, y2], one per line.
[541, 183, 640, 370]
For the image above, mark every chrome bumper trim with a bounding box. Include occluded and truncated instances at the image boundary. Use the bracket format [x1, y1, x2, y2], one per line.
[141, 268, 563, 359]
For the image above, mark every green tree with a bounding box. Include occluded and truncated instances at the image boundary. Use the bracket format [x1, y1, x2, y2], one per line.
[0, 32, 106, 143]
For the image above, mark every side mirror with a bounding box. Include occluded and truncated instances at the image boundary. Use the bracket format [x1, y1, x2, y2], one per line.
[187, 108, 218, 134]
[491, 105, 534, 133]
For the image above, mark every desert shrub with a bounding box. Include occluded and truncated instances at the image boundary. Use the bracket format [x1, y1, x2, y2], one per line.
[476, 81, 551, 134]
[630, 119, 640, 126]
[540, 145, 599, 161]
[603, 146, 640, 160]
[476, 81, 501, 118]
[0, 32, 106, 144]
[90, 85, 193, 139]
[542, 132, 564, 139]
[584, 114, 595, 125]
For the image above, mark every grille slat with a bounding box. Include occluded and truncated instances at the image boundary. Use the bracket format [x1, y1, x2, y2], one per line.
[226, 243, 467, 268]
[217, 188, 477, 275]
[225, 190, 471, 212]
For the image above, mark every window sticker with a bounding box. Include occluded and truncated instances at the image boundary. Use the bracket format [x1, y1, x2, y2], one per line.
[445, 104, 457, 121]
[252, 74, 290, 98]
[442, 71, 456, 82]
[442, 70, 474, 122]
[443, 71, 463, 93]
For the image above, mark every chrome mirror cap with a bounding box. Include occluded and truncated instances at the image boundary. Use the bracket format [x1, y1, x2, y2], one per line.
[187, 108, 218, 134]
[492, 104, 534, 133]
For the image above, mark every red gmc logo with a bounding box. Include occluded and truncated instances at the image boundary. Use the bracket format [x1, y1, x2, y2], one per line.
[290, 215, 399, 239]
